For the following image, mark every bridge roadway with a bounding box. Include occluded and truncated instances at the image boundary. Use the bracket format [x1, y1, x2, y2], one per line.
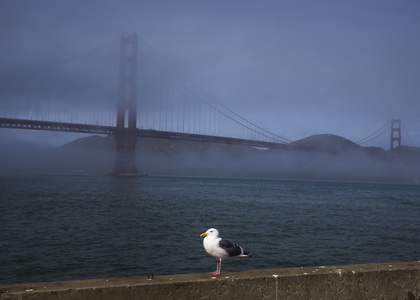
[0, 118, 286, 149]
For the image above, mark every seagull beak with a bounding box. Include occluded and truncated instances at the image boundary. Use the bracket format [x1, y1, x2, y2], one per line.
[200, 232, 207, 237]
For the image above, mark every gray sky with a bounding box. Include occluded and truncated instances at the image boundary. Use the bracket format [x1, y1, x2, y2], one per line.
[1, 0, 420, 148]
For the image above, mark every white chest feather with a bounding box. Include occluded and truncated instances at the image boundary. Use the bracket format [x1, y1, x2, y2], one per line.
[203, 237, 228, 258]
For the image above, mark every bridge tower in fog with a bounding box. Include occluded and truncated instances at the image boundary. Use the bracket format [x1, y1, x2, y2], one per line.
[390, 119, 401, 153]
[113, 35, 139, 175]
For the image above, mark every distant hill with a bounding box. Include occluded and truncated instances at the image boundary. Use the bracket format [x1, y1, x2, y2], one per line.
[62, 135, 114, 151]
[59, 133, 374, 154]
[290, 134, 393, 160]
[292, 134, 362, 153]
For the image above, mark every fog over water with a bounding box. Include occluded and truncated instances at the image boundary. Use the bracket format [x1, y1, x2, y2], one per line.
[1, 133, 419, 183]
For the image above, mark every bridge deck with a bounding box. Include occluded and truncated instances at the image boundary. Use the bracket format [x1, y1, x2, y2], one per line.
[0, 118, 285, 149]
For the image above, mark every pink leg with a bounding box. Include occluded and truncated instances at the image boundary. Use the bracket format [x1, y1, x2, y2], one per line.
[211, 259, 221, 276]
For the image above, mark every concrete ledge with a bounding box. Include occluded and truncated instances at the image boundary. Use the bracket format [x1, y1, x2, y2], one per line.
[1, 261, 420, 299]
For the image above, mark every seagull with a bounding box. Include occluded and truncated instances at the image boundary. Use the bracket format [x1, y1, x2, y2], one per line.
[200, 228, 252, 276]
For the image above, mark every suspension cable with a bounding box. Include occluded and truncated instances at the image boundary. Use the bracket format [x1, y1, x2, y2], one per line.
[402, 121, 415, 147]
[356, 120, 391, 145]
[43, 38, 120, 70]
[358, 128, 389, 145]
[135, 34, 290, 143]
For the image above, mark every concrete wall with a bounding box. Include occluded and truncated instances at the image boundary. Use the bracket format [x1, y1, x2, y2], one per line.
[1, 261, 420, 299]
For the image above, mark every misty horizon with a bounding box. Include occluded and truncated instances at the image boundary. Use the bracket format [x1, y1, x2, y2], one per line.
[1, 133, 419, 184]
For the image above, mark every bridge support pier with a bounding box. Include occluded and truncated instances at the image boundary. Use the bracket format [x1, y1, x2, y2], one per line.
[114, 129, 138, 175]
[113, 35, 139, 175]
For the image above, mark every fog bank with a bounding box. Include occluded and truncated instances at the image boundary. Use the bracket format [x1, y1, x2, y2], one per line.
[1, 134, 419, 183]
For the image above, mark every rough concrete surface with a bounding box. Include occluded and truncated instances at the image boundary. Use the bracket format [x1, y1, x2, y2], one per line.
[1, 261, 420, 299]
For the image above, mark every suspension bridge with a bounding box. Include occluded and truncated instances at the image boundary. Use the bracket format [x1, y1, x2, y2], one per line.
[0, 35, 415, 175]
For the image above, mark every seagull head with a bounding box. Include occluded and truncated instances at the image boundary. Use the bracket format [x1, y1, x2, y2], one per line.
[200, 228, 219, 238]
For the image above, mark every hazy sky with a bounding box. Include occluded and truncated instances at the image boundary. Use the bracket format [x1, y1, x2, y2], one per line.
[1, 0, 420, 148]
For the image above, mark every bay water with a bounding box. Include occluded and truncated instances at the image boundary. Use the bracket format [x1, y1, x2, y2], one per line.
[1, 175, 419, 284]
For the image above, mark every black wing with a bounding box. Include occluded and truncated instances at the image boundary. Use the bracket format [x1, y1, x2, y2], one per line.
[219, 239, 243, 257]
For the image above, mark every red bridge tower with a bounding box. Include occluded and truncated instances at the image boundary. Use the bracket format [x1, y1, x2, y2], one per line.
[390, 119, 401, 153]
[113, 35, 139, 175]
